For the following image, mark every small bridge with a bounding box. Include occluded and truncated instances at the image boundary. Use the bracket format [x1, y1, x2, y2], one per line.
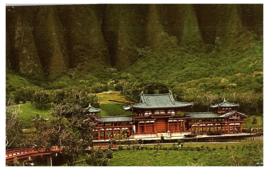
[6, 146, 61, 164]
[6, 144, 117, 165]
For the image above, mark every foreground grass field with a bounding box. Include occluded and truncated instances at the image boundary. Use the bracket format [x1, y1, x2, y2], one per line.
[108, 140, 263, 166]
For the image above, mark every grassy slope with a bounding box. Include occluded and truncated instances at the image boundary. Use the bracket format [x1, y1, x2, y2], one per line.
[18, 103, 53, 128]
[97, 92, 132, 116]
[108, 141, 263, 166]
[121, 39, 263, 94]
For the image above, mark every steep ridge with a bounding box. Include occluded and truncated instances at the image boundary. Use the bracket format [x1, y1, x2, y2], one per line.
[6, 7, 44, 79]
[102, 4, 147, 69]
[34, 6, 68, 80]
[5, 4, 263, 80]
[57, 5, 111, 70]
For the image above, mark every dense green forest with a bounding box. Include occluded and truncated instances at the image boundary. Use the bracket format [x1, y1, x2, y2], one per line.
[6, 4, 263, 114]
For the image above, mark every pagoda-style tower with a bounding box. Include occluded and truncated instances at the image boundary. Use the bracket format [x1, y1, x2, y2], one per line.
[210, 99, 239, 114]
[84, 103, 101, 117]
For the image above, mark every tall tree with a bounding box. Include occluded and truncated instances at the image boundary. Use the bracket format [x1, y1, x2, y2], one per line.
[6, 99, 22, 148]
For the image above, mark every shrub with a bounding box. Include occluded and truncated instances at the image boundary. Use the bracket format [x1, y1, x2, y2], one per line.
[14, 86, 39, 104]
[32, 88, 50, 109]
[118, 146, 123, 150]
[106, 149, 113, 159]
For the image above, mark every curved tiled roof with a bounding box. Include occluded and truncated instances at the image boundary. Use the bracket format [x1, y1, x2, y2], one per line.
[210, 102, 239, 108]
[130, 93, 193, 109]
[185, 112, 220, 118]
[185, 111, 247, 118]
[219, 111, 247, 118]
[84, 106, 101, 113]
[96, 116, 133, 122]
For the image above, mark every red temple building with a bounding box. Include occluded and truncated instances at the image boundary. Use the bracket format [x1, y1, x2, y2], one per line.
[90, 91, 247, 140]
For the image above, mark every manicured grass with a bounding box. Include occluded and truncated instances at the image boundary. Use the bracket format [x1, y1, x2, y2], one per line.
[108, 140, 263, 166]
[97, 91, 131, 105]
[18, 103, 53, 128]
[96, 91, 133, 117]
[98, 103, 132, 117]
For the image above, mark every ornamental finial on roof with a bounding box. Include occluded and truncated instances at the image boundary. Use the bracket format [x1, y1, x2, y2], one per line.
[141, 91, 143, 94]
[88, 103, 91, 108]
[223, 98, 227, 102]
[169, 90, 172, 93]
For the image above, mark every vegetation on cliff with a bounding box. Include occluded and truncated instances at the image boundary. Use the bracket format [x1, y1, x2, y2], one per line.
[6, 4, 263, 114]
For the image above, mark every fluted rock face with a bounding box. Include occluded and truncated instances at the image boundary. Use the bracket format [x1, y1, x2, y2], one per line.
[57, 5, 110, 69]
[34, 6, 68, 80]
[6, 7, 44, 79]
[6, 4, 263, 80]
[102, 5, 147, 68]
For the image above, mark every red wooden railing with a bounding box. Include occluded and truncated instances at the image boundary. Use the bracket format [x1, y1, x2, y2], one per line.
[6, 146, 61, 160]
[93, 143, 118, 149]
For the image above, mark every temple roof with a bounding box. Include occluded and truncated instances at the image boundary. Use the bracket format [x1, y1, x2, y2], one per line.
[185, 112, 220, 118]
[185, 111, 247, 118]
[210, 101, 239, 108]
[96, 116, 133, 123]
[84, 104, 101, 113]
[125, 92, 193, 110]
[84, 106, 101, 113]
[219, 111, 247, 118]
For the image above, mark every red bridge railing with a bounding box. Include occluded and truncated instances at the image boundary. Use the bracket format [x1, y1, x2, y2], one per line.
[6, 146, 61, 160]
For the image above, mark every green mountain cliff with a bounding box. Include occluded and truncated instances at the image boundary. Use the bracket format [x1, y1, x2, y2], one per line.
[6, 4, 263, 113]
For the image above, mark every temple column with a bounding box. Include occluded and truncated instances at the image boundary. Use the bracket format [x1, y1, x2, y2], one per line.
[154, 121, 156, 133]
[104, 128, 106, 140]
[227, 123, 230, 134]
[112, 123, 114, 137]
[213, 124, 215, 132]
[240, 124, 242, 133]
[137, 122, 140, 134]
[98, 129, 100, 140]
[144, 122, 146, 133]
[206, 124, 208, 134]
[167, 120, 169, 132]
[183, 121, 185, 131]
[177, 122, 180, 132]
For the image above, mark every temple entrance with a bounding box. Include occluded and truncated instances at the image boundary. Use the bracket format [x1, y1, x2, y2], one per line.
[156, 119, 167, 132]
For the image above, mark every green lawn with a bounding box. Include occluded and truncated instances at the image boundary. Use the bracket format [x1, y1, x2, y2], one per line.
[18, 103, 53, 128]
[98, 103, 132, 117]
[108, 141, 263, 166]
[96, 91, 133, 117]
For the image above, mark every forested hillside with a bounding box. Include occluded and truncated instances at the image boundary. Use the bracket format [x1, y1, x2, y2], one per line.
[6, 4, 263, 114]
